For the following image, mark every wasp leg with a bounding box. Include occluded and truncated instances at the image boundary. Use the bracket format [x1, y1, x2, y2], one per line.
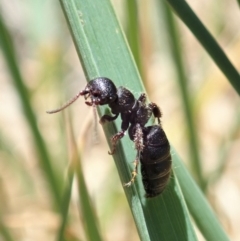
[108, 130, 125, 155]
[137, 93, 147, 104]
[99, 113, 119, 125]
[124, 158, 139, 187]
[124, 123, 143, 187]
[108, 116, 130, 155]
[148, 102, 162, 125]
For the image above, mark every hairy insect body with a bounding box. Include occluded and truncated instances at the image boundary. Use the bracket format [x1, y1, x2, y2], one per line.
[47, 77, 171, 198]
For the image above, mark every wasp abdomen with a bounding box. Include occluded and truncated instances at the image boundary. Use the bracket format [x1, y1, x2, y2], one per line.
[140, 125, 172, 198]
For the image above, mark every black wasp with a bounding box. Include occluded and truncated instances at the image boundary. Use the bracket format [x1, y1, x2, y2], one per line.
[47, 77, 172, 198]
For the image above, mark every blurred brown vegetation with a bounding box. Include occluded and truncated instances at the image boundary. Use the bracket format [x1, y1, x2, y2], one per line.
[0, 0, 240, 240]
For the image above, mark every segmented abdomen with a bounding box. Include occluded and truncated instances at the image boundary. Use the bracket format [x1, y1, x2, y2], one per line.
[140, 125, 172, 198]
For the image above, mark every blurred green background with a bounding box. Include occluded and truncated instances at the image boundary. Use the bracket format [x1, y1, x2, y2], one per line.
[0, 0, 240, 240]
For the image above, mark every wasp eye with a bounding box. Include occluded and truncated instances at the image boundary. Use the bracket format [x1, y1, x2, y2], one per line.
[92, 92, 99, 97]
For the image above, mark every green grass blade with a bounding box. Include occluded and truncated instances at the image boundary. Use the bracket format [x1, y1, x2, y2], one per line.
[0, 13, 62, 208]
[125, 0, 142, 74]
[59, 0, 197, 240]
[57, 163, 74, 241]
[165, 0, 240, 95]
[207, 107, 240, 186]
[0, 219, 14, 241]
[70, 138, 103, 241]
[57, 113, 99, 241]
[173, 149, 230, 241]
[0, 131, 35, 192]
[75, 155, 104, 241]
[160, 1, 204, 189]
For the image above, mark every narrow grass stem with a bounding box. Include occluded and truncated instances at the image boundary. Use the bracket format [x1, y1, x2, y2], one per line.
[0, 13, 62, 209]
[166, 0, 240, 95]
[160, 2, 205, 189]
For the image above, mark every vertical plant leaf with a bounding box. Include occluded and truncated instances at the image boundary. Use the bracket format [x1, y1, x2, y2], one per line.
[0, 12, 62, 209]
[159, 1, 205, 189]
[0, 219, 14, 241]
[58, 0, 197, 240]
[57, 112, 103, 241]
[165, 0, 240, 95]
[125, 0, 142, 74]
[173, 149, 230, 241]
[207, 107, 240, 186]
[57, 161, 74, 241]
[73, 136, 103, 241]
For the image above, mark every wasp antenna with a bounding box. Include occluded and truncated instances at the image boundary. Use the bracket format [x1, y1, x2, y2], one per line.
[46, 91, 82, 114]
